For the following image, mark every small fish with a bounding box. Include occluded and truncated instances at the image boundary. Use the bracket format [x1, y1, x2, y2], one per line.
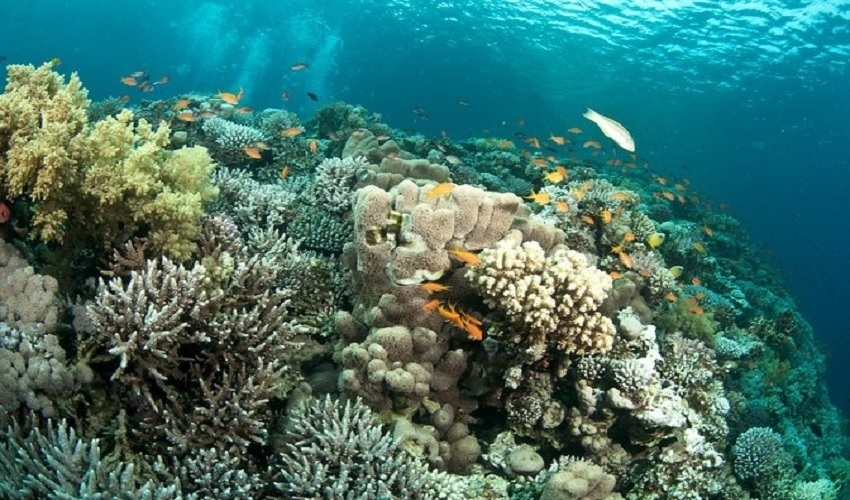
[581, 215, 595, 225]
[665, 291, 679, 302]
[235, 106, 253, 114]
[421, 282, 451, 294]
[555, 200, 569, 213]
[532, 158, 549, 168]
[49, 57, 61, 67]
[646, 232, 665, 249]
[138, 83, 155, 92]
[0, 202, 10, 223]
[582, 140, 602, 149]
[659, 191, 675, 201]
[423, 299, 442, 311]
[129, 70, 147, 78]
[243, 146, 262, 159]
[623, 232, 636, 242]
[543, 166, 567, 184]
[281, 91, 291, 101]
[527, 137, 541, 149]
[154, 76, 170, 85]
[291, 62, 310, 71]
[669, 266, 683, 278]
[687, 305, 705, 315]
[306, 92, 319, 101]
[445, 155, 462, 166]
[703, 226, 713, 237]
[279, 166, 290, 179]
[448, 248, 481, 266]
[197, 110, 218, 119]
[280, 127, 304, 137]
[119, 95, 131, 103]
[217, 88, 242, 104]
[693, 242, 707, 254]
[498, 139, 514, 149]
[549, 134, 566, 145]
[599, 209, 613, 225]
[567, 127, 583, 134]
[525, 190, 550, 205]
[425, 182, 456, 200]
[691, 277, 702, 286]
[176, 111, 196, 122]
[308, 139, 318, 153]
[457, 99, 470, 106]
[609, 271, 622, 279]
[582, 108, 635, 152]
[172, 99, 192, 110]
[120, 76, 138, 86]
[618, 251, 634, 269]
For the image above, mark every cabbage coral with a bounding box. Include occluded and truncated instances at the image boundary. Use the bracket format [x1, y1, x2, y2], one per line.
[0, 63, 217, 261]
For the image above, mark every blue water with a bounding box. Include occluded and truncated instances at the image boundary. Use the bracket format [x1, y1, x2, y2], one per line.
[2, 0, 849, 464]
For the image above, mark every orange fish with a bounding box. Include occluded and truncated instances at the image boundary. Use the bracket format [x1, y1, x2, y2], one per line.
[498, 139, 514, 149]
[448, 248, 481, 266]
[120, 76, 137, 86]
[609, 271, 622, 279]
[290, 62, 310, 71]
[658, 191, 675, 201]
[243, 146, 262, 159]
[623, 231, 636, 242]
[217, 88, 242, 104]
[279, 166, 290, 180]
[654, 175, 668, 186]
[703, 226, 713, 237]
[172, 99, 192, 110]
[581, 215, 595, 225]
[674, 183, 687, 191]
[176, 112, 196, 122]
[308, 139, 318, 153]
[544, 166, 567, 184]
[691, 277, 702, 286]
[600, 209, 613, 225]
[618, 251, 634, 269]
[425, 182, 456, 200]
[532, 158, 549, 168]
[525, 190, 550, 205]
[555, 200, 569, 213]
[687, 305, 705, 315]
[235, 106, 253, 114]
[664, 291, 679, 302]
[422, 299, 442, 312]
[0, 202, 10, 223]
[280, 127, 304, 138]
[549, 134, 566, 145]
[527, 137, 541, 149]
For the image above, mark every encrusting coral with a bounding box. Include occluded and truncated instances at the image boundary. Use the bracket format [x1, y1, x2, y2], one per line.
[0, 63, 217, 261]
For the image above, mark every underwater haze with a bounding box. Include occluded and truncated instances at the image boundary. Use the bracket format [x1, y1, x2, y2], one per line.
[2, 0, 850, 497]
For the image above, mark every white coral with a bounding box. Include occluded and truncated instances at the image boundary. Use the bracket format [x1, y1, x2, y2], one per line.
[467, 234, 615, 356]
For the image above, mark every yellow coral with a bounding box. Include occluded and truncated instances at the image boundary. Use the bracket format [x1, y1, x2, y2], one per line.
[0, 63, 218, 261]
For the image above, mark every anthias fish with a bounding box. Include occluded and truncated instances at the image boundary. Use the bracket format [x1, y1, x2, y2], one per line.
[582, 108, 635, 152]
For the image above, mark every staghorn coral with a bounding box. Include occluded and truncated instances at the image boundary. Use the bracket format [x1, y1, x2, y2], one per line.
[211, 166, 298, 231]
[274, 395, 466, 499]
[0, 418, 178, 499]
[200, 116, 265, 166]
[312, 156, 369, 213]
[82, 245, 300, 459]
[466, 231, 615, 360]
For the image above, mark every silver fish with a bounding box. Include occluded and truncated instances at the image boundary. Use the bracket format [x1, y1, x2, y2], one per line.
[582, 108, 635, 152]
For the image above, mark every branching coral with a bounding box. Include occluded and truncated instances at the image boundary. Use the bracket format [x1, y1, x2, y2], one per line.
[274, 395, 466, 499]
[466, 231, 615, 359]
[200, 116, 265, 166]
[82, 243, 299, 458]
